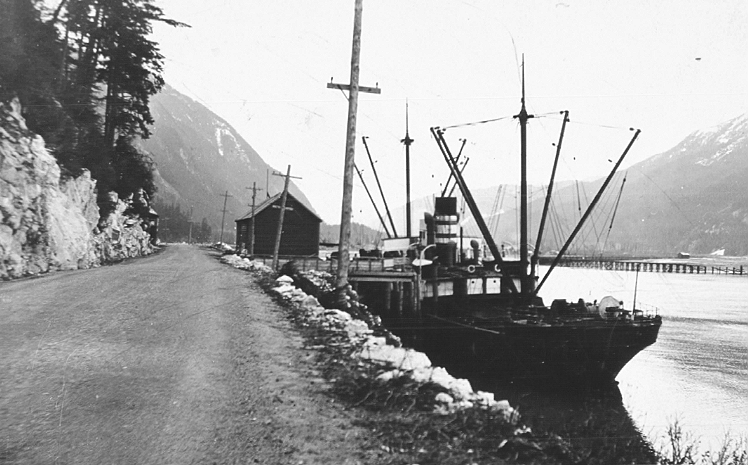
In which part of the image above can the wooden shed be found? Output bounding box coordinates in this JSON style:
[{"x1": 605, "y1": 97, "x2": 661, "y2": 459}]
[{"x1": 235, "y1": 192, "x2": 321, "y2": 256}]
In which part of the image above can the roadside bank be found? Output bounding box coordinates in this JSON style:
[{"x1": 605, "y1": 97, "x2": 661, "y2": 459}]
[{"x1": 220, "y1": 252, "x2": 595, "y2": 464}]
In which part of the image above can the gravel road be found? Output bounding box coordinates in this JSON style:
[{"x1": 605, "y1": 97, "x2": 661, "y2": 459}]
[{"x1": 0, "y1": 244, "x2": 376, "y2": 464}]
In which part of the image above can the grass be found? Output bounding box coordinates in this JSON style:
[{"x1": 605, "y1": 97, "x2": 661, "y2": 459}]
[{"x1": 657, "y1": 420, "x2": 748, "y2": 465}]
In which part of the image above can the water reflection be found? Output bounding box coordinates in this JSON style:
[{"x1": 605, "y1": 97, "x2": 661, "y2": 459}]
[{"x1": 425, "y1": 348, "x2": 659, "y2": 464}]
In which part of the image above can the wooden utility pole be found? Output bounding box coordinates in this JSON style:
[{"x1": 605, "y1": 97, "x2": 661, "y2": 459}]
[
  {"x1": 246, "y1": 182, "x2": 263, "y2": 255},
  {"x1": 401, "y1": 101, "x2": 414, "y2": 239},
  {"x1": 188, "y1": 205, "x2": 193, "y2": 243},
  {"x1": 328, "y1": 0, "x2": 380, "y2": 306},
  {"x1": 271, "y1": 165, "x2": 301, "y2": 270},
  {"x1": 218, "y1": 191, "x2": 232, "y2": 245}
]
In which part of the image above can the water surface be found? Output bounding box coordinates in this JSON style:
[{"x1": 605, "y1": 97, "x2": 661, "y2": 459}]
[{"x1": 539, "y1": 265, "x2": 748, "y2": 450}]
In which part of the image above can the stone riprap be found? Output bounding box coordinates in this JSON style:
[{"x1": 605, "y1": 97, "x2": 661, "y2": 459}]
[{"x1": 219, "y1": 253, "x2": 520, "y2": 421}]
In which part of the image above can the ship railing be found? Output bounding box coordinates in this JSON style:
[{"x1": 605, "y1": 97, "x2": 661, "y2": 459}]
[{"x1": 633, "y1": 302, "x2": 660, "y2": 319}]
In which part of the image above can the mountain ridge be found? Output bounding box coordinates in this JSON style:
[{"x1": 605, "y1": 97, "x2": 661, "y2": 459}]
[{"x1": 138, "y1": 85, "x2": 313, "y2": 238}]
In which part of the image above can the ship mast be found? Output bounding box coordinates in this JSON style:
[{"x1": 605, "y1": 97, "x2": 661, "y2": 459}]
[
  {"x1": 401, "y1": 101, "x2": 414, "y2": 239},
  {"x1": 514, "y1": 56, "x2": 534, "y2": 297}
]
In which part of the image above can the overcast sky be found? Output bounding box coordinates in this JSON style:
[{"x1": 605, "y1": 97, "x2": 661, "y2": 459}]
[{"x1": 151, "y1": 0, "x2": 748, "y2": 226}]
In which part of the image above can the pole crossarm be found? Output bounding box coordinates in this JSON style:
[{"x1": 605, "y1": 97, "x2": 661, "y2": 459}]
[
  {"x1": 327, "y1": 0, "x2": 381, "y2": 307},
  {"x1": 327, "y1": 82, "x2": 381, "y2": 94},
  {"x1": 273, "y1": 170, "x2": 302, "y2": 180}
]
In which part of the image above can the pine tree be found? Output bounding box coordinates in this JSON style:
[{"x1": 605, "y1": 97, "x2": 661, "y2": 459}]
[{"x1": 2, "y1": 0, "x2": 186, "y2": 216}]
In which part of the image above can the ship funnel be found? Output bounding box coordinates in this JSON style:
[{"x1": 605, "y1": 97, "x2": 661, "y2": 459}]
[{"x1": 434, "y1": 197, "x2": 458, "y2": 267}]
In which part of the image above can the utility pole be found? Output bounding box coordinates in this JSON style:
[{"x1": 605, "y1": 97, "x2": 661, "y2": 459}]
[
  {"x1": 271, "y1": 165, "x2": 301, "y2": 270},
  {"x1": 188, "y1": 205, "x2": 193, "y2": 243},
  {"x1": 327, "y1": 0, "x2": 380, "y2": 307},
  {"x1": 218, "y1": 191, "x2": 232, "y2": 245},
  {"x1": 246, "y1": 182, "x2": 263, "y2": 255},
  {"x1": 401, "y1": 101, "x2": 414, "y2": 239}
]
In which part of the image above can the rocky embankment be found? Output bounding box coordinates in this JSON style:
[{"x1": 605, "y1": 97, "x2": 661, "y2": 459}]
[{"x1": 0, "y1": 98, "x2": 154, "y2": 280}]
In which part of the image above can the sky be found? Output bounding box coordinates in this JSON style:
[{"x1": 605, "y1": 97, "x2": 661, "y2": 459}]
[{"x1": 150, "y1": 0, "x2": 748, "y2": 227}]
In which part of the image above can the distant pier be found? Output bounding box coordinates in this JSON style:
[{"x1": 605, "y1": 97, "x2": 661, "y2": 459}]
[
  {"x1": 249, "y1": 253, "x2": 748, "y2": 319},
  {"x1": 551, "y1": 257, "x2": 748, "y2": 276}
]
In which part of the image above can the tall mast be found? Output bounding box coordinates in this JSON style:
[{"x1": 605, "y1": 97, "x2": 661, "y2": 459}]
[
  {"x1": 362, "y1": 136, "x2": 398, "y2": 237},
  {"x1": 401, "y1": 101, "x2": 414, "y2": 239},
  {"x1": 535, "y1": 128, "x2": 641, "y2": 294},
  {"x1": 533, "y1": 110, "x2": 569, "y2": 264},
  {"x1": 514, "y1": 55, "x2": 534, "y2": 297},
  {"x1": 355, "y1": 163, "x2": 391, "y2": 238}
]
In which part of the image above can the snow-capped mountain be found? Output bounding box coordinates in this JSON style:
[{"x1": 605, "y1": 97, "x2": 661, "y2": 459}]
[
  {"x1": 608, "y1": 112, "x2": 748, "y2": 255},
  {"x1": 138, "y1": 85, "x2": 311, "y2": 236}
]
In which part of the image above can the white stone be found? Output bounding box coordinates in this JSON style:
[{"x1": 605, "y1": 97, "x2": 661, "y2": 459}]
[
  {"x1": 300, "y1": 295, "x2": 321, "y2": 309},
  {"x1": 275, "y1": 275, "x2": 294, "y2": 284}
]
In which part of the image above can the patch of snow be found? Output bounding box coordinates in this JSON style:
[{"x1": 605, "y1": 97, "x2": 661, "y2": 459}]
[{"x1": 215, "y1": 128, "x2": 224, "y2": 157}]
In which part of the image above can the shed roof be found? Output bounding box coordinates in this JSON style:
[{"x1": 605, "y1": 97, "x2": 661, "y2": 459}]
[{"x1": 235, "y1": 191, "x2": 322, "y2": 222}]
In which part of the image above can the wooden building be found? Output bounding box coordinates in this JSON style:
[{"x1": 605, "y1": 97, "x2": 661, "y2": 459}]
[{"x1": 235, "y1": 192, "x2": 321, "y2": 256}]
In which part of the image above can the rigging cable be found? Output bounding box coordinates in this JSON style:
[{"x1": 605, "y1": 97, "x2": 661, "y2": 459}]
[
  {"x1": 488, "y1": 185, "x2": 502, "y2": 235},
  {"x1": 601, "y1": 172, "x2": 628, "y2": 257},
  {"x1": 590, "y1": 173, "x2": 625, "y2": 254},
  {"x1": 440, "y1": 114, "x2": 514, "y2": 130}
]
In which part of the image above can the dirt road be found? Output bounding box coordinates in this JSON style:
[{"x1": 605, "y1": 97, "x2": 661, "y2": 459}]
[{"x1": 0, "y1": 244, "x2": 376, "y2": 464}]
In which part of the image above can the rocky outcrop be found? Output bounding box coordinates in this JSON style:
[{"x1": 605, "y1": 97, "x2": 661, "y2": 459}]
[
  {"x1": 93, "y1": 191, "x2": 155, "y2": 263},
  {"x1": 1, "y1": 98, "x2": 154, "y2": 280}
]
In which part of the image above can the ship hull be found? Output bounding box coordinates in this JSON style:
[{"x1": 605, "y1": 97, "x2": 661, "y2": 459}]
[{"x1": 414, "y1": 315, "x2": 661, "y2": 386}]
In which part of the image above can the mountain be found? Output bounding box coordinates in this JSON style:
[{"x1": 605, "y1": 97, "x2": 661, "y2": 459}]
[
  {"x1": 607, "y1": 113, "x2": 748, "y2": 255},
  {"x1": 137, "y1": 85, "x2": 312, "y2": 239},
  {"x1": 472, "y1": 113, "x2": 748, "y2": 256}
]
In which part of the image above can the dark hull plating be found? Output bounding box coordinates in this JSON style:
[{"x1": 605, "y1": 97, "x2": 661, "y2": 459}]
[
  {"x1": 419, "y1": 316, "x2": 660, "y2": 386},
  {"x1": 407, "y1": 292, "x2": 663, "y2": 386}
]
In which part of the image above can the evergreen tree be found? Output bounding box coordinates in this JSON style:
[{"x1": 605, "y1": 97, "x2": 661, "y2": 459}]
[
  {"x1": 1, "y1": 0, "x2": 186, "y2": 209},
  {"x1": 111, "y1": 136, "x2": 156, "y2": 198},
  {"x1": 0, "y1": 0, "x2": 67, "y2": 144},
  {"x1": 58, "y1": 0, "x2": 185, "y2": 200}
]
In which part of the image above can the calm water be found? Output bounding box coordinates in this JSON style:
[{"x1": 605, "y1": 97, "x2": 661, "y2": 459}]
[{"x1": 539, "y1": 265, "x2": 748, "y2": 450}]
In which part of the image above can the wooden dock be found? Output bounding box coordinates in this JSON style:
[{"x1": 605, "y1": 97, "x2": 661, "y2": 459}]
[
  {"x1": 250, "y1": 255, "x2": 411, "y2": 273},
  {"x1": 250, "y1": 255, "x2": 419, "y2": 314},
  {"x1": 554, "y1": 257, "x2": 748, "y2": 276}
]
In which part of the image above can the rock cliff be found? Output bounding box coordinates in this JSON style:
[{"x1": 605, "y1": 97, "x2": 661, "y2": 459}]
[{"x1": 1, "y1": 98, "x2": 154, "y2": 279}]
